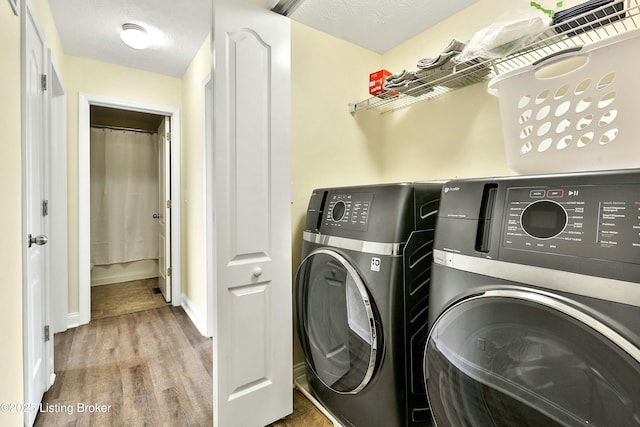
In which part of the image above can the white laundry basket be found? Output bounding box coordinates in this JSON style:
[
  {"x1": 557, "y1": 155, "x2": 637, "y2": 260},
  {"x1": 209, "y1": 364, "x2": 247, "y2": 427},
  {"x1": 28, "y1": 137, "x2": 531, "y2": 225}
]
[{"x1": 488, "y1": 28, "x2": 640, "y2": 174}]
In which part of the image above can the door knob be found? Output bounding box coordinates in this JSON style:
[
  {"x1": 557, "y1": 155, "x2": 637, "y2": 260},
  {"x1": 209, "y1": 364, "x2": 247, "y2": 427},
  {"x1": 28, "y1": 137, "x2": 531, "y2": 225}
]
[
  {"x1": 253, "y1": 267, "x2": 263, "y2": 277},
  {"x1": 153, "y1": 213, "x2": 160, "y2": 219},
  {"x1": 28, "y1": 234, "x2": 48, "y2": 248}
]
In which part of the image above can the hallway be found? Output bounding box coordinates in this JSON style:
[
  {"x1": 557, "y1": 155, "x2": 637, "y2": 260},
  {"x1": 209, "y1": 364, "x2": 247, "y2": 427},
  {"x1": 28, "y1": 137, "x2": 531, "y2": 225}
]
[{"x1": 35, "y1": 306, "x2": 213, "y2": 426}]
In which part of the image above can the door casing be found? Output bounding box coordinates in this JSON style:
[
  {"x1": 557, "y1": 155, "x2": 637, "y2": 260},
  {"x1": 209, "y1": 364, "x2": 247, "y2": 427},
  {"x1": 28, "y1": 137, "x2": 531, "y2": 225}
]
[
  {"x1": 49, "y1": 58, "x2": 68, "y2": 336},
  {"x1": 77, "y1": 93, "x2": 181, "y2": 325}
]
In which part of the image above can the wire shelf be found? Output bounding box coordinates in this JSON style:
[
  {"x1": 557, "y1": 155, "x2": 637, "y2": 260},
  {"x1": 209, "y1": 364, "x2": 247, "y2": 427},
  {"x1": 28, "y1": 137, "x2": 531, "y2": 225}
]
[{"x1": 349, "y1": 0, "x2": 640, "y2": 114}]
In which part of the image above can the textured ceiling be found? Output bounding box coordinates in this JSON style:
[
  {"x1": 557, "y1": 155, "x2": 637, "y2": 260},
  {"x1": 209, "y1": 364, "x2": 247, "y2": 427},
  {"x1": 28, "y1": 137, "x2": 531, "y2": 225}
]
[
  {"x1": 48, "y1": 0, "x2": 478, "y2": 78},
  {"x1": 290, "y1": 0, "x2": 479, "y2": 54},
  {"x1": 49, "y1": 0, "x2": 211, "y2": 78}
]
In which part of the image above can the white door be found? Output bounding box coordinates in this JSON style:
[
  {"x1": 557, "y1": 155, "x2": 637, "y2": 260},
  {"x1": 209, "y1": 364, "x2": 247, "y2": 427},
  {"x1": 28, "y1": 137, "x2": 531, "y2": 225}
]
[
  {"x1": 24, "y1": 4, "x2": 49, "y2": 427},
  {"x1": 212, "y1": 1, "x2": 292, "y2": 426},
  {"x1": 157, "y1": 116, "x2": 171, "y2": 302}
]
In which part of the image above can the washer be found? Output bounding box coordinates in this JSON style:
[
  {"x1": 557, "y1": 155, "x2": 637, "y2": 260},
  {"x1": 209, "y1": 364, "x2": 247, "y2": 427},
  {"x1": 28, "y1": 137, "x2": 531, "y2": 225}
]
[
  {"x1": 295, "y1": 182, "x2": 442, "y2": 427},
  {"x1": 424, "y1": 169, "x2": 640, "y2": 426}
]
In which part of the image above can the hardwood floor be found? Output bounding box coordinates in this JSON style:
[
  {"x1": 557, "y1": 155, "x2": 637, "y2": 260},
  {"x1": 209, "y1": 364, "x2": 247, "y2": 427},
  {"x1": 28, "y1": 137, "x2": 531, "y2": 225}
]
[
  {"x1": 35, "y1": 306, "x2": 213, "y2": 426},
  {"x1": 269, "y1": 390, "x2": 334, "y2": 427},
  {"x1": 35, "y1": 305, "x2": 331, "y2": 426},
  {"x1": 91, "y1": 277, "x2": 169, "y2": 320}
]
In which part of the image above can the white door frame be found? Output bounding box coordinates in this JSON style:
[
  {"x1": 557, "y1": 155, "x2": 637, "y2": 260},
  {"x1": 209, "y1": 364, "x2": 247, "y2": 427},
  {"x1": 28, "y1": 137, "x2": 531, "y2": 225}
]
[
  {"x1": 78, "y1": 93, "x2": 182, "y2": 325},
  {"x1": 203, "y1": 74, "x2": 214, "y2": 338},
  {"x1": 49, "y1": 57, "x2": 68, "y2": 335}
]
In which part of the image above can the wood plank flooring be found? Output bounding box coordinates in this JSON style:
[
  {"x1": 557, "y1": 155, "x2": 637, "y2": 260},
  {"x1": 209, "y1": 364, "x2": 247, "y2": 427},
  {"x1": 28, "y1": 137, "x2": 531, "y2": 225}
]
[
  {"x1": 270, "y1": 390, "x2": 334, "y2": 427},
  {"x1": 35, "y1": 306, "x2": 213, "y2": 426},
  {"x1": 91, "y1": 277, "x2": 169, "y2": 320},
  {"x1": 35, "y1": 303, "x2": 332, "y2": 426}
]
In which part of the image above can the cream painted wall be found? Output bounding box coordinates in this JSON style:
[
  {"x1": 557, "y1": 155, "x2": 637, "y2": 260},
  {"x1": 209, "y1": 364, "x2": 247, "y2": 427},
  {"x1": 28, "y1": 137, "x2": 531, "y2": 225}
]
[
  {"x1": 379, "y1": 82, "x2": 510, "y2": 182},
  {"x1": 291, "y1": 21, "x2": 385, "y2": 267},
  {"x1": 180, "y1": 35, "x2": 211, "y2": 316},
  {"x1": 0, "y1": 4, "x2": 24, "y2": 426},
  {"x1": 379, "y1": 0, "x2": 512, "y2": 182}
]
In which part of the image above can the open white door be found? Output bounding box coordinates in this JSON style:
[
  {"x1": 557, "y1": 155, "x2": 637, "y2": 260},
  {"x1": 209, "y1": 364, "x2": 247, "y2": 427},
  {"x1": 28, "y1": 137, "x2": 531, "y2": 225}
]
[
  {"x1": 212, "y1": 1, "x2": 292, "y2": 425},
  {"x1": 23, "y1": 3, "x2": 50, "y2": 426},
  {"x1": 157, "y1": 116, "x2": 171, "y2": 302}
]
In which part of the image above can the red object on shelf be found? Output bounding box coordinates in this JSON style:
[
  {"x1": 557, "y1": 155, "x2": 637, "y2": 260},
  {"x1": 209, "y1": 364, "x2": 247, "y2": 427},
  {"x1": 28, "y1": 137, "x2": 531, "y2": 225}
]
[{"x1": 369, "y1": 69, "x2": 392, "y2": 96}]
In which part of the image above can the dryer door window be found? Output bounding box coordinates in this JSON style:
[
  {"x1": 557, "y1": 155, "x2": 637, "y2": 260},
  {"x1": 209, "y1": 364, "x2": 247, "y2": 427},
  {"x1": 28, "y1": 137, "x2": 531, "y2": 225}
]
[
  {"x1": 296, "y1": 249, "x2": 379, "y2": 394},
  {"x1": 424, "y1": 290, "x2": 640, "y2": 427}
]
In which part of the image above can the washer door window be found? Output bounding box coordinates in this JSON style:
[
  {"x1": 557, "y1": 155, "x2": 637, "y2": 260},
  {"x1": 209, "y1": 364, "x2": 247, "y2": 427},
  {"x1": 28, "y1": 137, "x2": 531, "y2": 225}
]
[
  {"x1": 296, "y1": 249, "x2": 379, "y2": 394},
  {"x1": 424, "y1": 290, "x2": 640, "y2": 427}
]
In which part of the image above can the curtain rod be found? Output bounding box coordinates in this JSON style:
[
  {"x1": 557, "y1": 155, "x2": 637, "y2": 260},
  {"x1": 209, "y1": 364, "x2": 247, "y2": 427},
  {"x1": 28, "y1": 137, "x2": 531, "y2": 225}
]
[{"x1": 90, "y1": 124, "x2": 157, "y2": 134}]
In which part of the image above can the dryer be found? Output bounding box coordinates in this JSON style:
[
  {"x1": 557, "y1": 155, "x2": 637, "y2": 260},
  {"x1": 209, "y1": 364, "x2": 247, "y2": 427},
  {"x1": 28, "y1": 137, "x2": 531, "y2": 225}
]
[
  {"x1": 424, "y1": 169, "x2": 640, "y2": 426},
  {"x1": 295, "y1": 182, "x2": 442, "y2": 427}
]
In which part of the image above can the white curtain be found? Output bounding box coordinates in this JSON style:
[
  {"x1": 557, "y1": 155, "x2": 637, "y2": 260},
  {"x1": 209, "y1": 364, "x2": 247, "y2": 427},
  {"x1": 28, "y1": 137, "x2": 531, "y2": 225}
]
[{"x1": 90, "y1": 127, "x2": 159, "y2": 266}]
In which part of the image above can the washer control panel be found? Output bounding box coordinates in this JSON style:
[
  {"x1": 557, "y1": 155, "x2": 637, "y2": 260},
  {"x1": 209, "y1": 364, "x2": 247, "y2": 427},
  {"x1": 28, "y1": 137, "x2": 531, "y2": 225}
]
[
  {"x1": 325, "y1": 192, "x2": 373, "y2": 231},
  {"x1": 503, "y1": 184, "x2": 640, "y2": 263}
]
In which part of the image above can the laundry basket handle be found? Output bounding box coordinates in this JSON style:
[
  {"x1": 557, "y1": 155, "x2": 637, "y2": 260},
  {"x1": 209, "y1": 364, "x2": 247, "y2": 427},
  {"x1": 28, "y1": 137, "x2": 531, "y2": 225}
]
[{"x1": 532, "y1": 46, "x2": 584, "y2": 67}]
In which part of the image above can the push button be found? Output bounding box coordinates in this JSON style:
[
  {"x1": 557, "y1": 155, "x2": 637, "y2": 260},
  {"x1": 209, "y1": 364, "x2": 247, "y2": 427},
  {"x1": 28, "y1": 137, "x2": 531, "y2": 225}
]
[
  {"x1": 529, "y1": 190, "x2": 546, "y2": 198},
  {"x1": 547, "y1": 189, "x2": 564, "y2": 198}
]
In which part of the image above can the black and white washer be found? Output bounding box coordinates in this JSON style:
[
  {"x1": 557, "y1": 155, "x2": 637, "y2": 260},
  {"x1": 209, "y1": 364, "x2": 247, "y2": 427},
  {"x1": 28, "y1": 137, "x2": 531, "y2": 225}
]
[
  {"x1": 296, "y1": 182, "x2": 442, "y2": 427},
  {"x1": 425, "y1": 169, "x2": 640, "y2": 426}
]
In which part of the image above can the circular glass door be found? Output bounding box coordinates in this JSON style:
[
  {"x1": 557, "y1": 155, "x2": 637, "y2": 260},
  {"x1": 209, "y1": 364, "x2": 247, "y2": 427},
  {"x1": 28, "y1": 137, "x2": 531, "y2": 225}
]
[
  {"x1": 295, "y1": 248, "x2": 380, "y2": 394},
  {"x1": 424, "y1": 290, "x2": 640, "y2": 427}
]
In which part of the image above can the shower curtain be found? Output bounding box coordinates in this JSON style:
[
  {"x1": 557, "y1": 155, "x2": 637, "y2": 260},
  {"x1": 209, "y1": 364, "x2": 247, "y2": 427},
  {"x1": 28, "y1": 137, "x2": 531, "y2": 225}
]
[{"x1": 90, "y1": 127, "x2": 159, "y2": 266}]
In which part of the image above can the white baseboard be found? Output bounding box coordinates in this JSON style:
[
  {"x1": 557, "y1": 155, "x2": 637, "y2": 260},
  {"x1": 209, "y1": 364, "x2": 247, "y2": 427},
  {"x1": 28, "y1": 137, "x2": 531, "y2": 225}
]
[
  {"x1": 91, "y1": 272, "x2": 158, "y2": 287},
  {"x1": 67, "y1": 312, "x2": 80, "y2": 329},
  {"x1": 90, "y1": 259, "x2": 159, "y2": 286},
  {"x1": 181, "y1": 293, "x2": 209, "y2": 337}
]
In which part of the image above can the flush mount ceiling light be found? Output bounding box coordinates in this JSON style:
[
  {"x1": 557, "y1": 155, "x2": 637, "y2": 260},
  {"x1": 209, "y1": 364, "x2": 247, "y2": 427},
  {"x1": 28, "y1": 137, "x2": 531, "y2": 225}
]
[{"x1": 120, "y1": 23, "x2": 150, "y2": 49}]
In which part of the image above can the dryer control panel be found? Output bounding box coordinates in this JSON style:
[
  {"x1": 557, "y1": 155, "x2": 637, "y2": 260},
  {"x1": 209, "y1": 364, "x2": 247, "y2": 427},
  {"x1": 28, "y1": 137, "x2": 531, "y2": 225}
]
[
  {"x1": 503, "y1": 184, "x2": 640, "y2": 264},
  {"x1": 324, "y1": 192, "x2": 373, "y2": 231}
]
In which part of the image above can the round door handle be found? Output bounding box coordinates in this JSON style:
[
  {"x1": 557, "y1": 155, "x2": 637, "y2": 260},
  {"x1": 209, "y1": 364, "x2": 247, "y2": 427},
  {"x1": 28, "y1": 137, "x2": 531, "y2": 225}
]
[
  {"x1": 28, "y1": 234, "x2": 48, "y2": 248},
  {"x1": 253, "y1": 267, "x2": 263, "y2": 277},
  {"x1": 153, "y1": 213, "x2": 160, "y2": 219}
]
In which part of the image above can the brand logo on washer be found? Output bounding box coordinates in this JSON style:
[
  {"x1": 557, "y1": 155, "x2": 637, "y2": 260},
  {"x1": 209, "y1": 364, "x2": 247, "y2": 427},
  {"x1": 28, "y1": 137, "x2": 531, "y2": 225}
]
[
  {"x1": 371, "y1": 257, "x2": 381, "y2": 272},
  {"x1": 444, "y1": 186, "x2": 460, "y2": 193}
]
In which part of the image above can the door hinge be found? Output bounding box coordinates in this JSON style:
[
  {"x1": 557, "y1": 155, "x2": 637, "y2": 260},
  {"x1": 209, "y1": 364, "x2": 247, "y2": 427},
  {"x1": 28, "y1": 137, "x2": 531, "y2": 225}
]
[
  {"x1": 42, "y1": 200, "x2": 49, "y2": 217},
  {"x1": 41, "y1": 74, "x2": 48, "y2": 91},
  {"x1": 167, "y1": 267, "x2": 172, "y2": 277},
  {"x1": 166, "y1": 132, "x2": 171, "y2": 142},
  {"x1": 44, "y1": 325, "x2": 50, "y2": 342},
  {"x1": 167, "y1": 199, "x2": 172, "y2": 209}
]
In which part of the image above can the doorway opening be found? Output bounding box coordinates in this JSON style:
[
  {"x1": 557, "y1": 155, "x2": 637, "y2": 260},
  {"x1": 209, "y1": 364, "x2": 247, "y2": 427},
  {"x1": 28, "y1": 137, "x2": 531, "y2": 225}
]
[
  {"x1": 89, "y1": 106, "x2": 171, "y2": 319},
  {"x1": 78, "y1": 93, "x2": 181, "y2": 325}
]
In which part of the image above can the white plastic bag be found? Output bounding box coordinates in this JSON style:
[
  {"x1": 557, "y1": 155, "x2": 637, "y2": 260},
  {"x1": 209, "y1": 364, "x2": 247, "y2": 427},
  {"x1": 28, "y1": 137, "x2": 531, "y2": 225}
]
[{"x1": 456, "y1": 10, "x2": 552, "y2": 61}]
